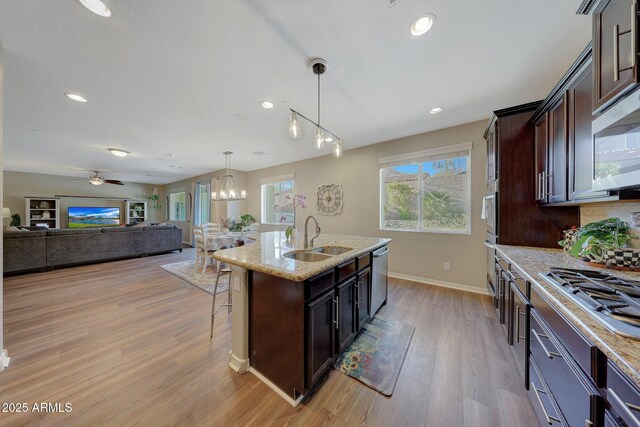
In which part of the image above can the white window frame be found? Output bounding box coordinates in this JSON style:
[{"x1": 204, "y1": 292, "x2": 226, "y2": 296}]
[
  {"x1": 260, "y1": 174, "x2": 295, "y2": 226},
  {"x1": 169, "y1": 190, "x2": 186, "y2": 221},
  {"x1": 379, "y1": 142, "x2": 472, "y2": 234}
]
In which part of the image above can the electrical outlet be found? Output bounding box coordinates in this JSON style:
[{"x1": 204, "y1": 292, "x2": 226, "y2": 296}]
[{"x1": 444, "y1": 262, "x2": 450, "y2": 271}]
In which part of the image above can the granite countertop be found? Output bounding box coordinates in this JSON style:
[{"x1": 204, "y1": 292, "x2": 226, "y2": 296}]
[
  {"x1": 213, "y1": 232, "x2": 391, "y2": 282},
  {"x1": 495, "y1": 244, "x2": 640, "y2": 388}
]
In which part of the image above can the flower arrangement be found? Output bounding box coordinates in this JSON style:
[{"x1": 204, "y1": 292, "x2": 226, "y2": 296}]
[
  {"x1": 221, "y1": 214, "x2": 256, "y2": 232},
  {"x1": 285, "y1": 193, "x2": 306, "y2": 240}
]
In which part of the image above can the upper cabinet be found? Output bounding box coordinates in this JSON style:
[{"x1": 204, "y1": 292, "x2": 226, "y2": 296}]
[
  {"x1": 592, "y1": 0, "x2": 639, "y2": 111},
  {"x1": 548, "y1": 95, "x2": 569, "y2": 203},
  {"x1": 486, "y1": 121, "x2": 498, "y2": 183},
  {"x1": 534, "y1": 114, "x2": 549, "y2": 203},
  {"x1": 532, "y1": 46, "x2": 595, "y2": 205}
]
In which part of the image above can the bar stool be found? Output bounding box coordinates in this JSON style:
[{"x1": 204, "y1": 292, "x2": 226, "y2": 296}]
[{"x1": 210, "y1": 243, "x2": 234, "y2": 339}]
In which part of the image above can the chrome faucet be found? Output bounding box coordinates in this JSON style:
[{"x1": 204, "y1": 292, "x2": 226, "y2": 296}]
[{"x1": 304, "y1": 215, "x2": 321, "y2": 250}]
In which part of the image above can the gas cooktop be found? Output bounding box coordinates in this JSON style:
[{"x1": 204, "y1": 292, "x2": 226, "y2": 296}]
[{"x1": 539, "y1": 267, "x2": 640, "y2": 341}]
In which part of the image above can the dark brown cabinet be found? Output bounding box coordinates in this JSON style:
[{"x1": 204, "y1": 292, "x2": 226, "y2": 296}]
[
  {"x1": 569, "y1": 61, "x2": 600, "y2": 199},
  {"x1": 485, "y1": 103, "x2": 579, "y2": 248},
  {"x1": 487, "y1": 121, "x2": 498, "y2": 182},
  {"x1": 336, "y1": 277, "x2": 357, "y2": 351},
  {"x1": 306, "y1": 289, "x2": 336, "y2": 386},
  {"x1": 250, "y1": 249, "x2": 381, "y2": 399},
  {"x1": 548, "y1": 96, "x2": 569, "y2": 203},
  {"x1": 534, "y1": 113, "x2": 549, "y2": 203},
  {"x1": 592, "y1": 0, "x2": 640, "y2": 112},
  {"x1": 509, "y1": 279, "x2": 531, "y2": 389},
  {"x1": 356, "y1": 268, "x2": 371, "y2": 329}
]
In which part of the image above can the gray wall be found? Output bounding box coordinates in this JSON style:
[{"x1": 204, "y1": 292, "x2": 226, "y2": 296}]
[
  {"x1": 3, "y1": 171, "x2": 162, "y2": 227},
  {"x1": 246, "y1": 120, "x2": 488, "y2": 293}
]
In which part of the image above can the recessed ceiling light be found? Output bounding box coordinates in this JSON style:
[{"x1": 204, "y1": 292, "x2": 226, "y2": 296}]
[
  {"x1": 325, "y1": 136, "x2": 334, "y2": 143},
  {"x1": 260, "y1": 101, "x2": 274, "y2": 109},
  {"x1": 77, "y1": 0, "x2": 112, "y2": 17},
  {"x1": 64, "y1": 93, "x2": 87, "y2": 103},
  {"x1": 430, "y1": 106, "x2": 444, "y2": 115},
  {"x1": 253, "y1": 151, "x2": 266, "y2": 155},
  {"x1": 410, "y1": 14, "x2": 436, "y2": 36},
  {"x1": 108, "y1": 148, "x2": 129, "y2": 157}
]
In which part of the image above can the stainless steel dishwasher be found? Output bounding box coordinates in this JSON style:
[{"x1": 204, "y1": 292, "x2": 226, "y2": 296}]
[{"x1": 371, "y1": 245, "x2": 389, "y2": 315}]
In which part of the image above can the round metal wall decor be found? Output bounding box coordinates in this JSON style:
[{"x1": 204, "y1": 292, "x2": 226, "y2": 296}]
[{"x1": 317, "y1": 184, "x2": 343, "y2": 216}]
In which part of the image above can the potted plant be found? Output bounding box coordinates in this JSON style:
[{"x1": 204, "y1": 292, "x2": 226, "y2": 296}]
[
  {"x1": 285, "y1": 193, "x2": 306, "y2": 240},
  {"x1": 562, "y1": 218, "x2": 638, "y2": 268}
]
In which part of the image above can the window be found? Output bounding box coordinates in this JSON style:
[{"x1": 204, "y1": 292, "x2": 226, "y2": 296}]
[
  {"x1": 169, "y1": 191, "x2": 186, "y2": 221},
  {"x1": 380, "y1": 142, "x2": 472, "y2": 234},
  {"x1": 194, "y1": 182, "x2": 210, "y2": 225},
  {"x1": 261, "y1": 174, "x2": 295, "y2": 225}
]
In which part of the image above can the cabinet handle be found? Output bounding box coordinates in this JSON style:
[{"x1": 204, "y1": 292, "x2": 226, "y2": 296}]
[
  {"x1": 333, "y1": 297, "x2": 339, "y2": 330},
  {"x1": 608, "y1": 387, "x2": 640, "y2": 426},
  {"x1": 537, "y1": 172, "x2": 543, "y2": 200},
  {"x1": 614, "y1": 8, "x2": 636, "y2": 83},
  {"x1": 585, "y1": 420, "x2": 593, "y2": 427},
  {"x1": 532, "y1": 328, "x2": 562, "y2": 358},
  {"x1": 531, "y1": 382, "x2": 562, "y2": 424},
  {"x1": 355, "y1": 281, "x2": 359, "y2": 308},
  {"x1": 516, "y1": 306, "x2": 520, "y2": 343},
  {"x1": 546, "y1": 173, "x2": 553, "y2": 196}
]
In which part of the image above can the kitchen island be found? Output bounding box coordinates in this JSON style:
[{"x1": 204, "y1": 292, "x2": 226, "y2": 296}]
[{"x1": 213, "y1": 231, "x2": 391, "y2": 405}]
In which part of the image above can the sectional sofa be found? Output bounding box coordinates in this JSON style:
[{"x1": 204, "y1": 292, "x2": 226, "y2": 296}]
[{"x1": 3, "y1": 225, "x2": 182, "y2": 275}]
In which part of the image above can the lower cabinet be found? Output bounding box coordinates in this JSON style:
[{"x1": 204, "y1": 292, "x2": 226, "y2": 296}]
[
  {"x1": 509, "y1": 281, "x2": 530, "y2": 389},
  {"x1": 306, "y1": 289, "x2": 337, "y2": 386},
  {"x1": 357, "y1": 268, "x2": 371, "y2": 329},
  {"x1": 337, "y1": 277, "x2": 357, "y2": 351},
  {"x1": 249, "y1": 249, "x2": 381, "y2": 399}
]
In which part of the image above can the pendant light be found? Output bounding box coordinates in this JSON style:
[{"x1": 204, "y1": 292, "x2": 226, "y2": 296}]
[
  {"x1": 211, "y1": 151, "x2": 246, "y2": 201},
  {"x1": 288, "y1": 58, "x2": 344, "y2": 157}
]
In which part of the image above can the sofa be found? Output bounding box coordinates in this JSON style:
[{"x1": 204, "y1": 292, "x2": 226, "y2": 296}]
[{"x1": 3, "y1": 225, "x2": 182, "y2": 275}]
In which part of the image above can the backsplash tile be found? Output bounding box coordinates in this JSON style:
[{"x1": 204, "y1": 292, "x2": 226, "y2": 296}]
[
  {"x1": 580, "y1": 202, "x2": 640, "y2": 248},
  {"x1": 580, "y1": 202, "x2": 640, "y2": 226}
]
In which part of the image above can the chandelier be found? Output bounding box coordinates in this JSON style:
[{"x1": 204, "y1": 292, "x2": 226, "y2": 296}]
[
  {"x1": 288, "y1": 58, "x2": 344, "y2": 158},
  {"x1": 212, "y1": 151, "x2": 246, "y2": 201}
]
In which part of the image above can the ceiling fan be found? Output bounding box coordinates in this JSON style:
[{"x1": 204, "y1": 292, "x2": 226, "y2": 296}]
[{"x1": 88, "y1": 171, "x2": 124, "y2": 186}]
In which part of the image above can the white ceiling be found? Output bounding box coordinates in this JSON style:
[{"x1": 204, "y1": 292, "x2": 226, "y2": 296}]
[{"x1": 0, "y1": 0, "x2": 591, "y2": 185}]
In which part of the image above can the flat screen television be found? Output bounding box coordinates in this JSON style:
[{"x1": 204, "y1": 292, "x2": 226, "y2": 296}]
[{"x1": 68, "y1": 207, "x2": 121, "y2": 228}]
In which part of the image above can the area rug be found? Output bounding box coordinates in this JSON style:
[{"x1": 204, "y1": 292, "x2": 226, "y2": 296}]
[
  {"x1": 160, "y1": 260, "x2": 229, "y2": 295},
  {"x1": 334, "y1": 314, "x2": 415, "y2": 396}
]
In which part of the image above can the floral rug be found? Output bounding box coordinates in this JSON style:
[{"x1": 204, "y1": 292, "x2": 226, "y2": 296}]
[
  {"x1": 160, "y1": 260, "x2": 229, "y2": 295},
  {"x1": 335, "y1": 314, "x2": 415, "y2": 396}
]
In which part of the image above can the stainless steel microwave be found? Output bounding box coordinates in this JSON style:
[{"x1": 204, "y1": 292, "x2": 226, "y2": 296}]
[{"x1": 592, "y1": 87, "x2": 640, "y2": 191}]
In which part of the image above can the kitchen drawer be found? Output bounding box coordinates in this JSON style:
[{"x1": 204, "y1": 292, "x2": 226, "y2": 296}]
[
  {"x1": 335, "y1": 259, "x2": 356, "y2": 284},
  {"x1": 357, "y1": 252, "x2": 370, "y2": 271},
  {"x1": 606, "y1": 361, "x2": 640, "y2": 427},
  {"x1": 530, "y1": 310, "x2": 603, "y2": 427},
  {"x1": 530, "y1": 285, "x2": 595, "y2": 378},
  {"x1": 530, "y1": 357, "x2": 565, "y2": 426},
  {"x1": 505, "y1": 267, "x2": 529, "y2": 300},
  {"x1": 306, "y1": 269, "x2": 335, "y2": 301}
]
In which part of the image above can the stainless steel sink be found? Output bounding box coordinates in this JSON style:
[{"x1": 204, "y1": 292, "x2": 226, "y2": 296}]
[
  {"x1": 311, "y1": 246, "x2": 353, "y2": 255},
  {"x1": 283, "y1": 251, "x2": 333, "y2": 262}
]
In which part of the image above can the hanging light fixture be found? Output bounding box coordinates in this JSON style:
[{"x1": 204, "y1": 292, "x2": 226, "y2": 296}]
[
  {"x1": 288, "y1": 58, "x2": 344, "y2": 157},
  {"x1": 211, "y1": 151, "x2": 246, "y2": 201}
]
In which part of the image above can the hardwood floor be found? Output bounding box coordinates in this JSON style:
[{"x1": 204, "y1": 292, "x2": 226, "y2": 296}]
[{"x1": 0, "y1": 249, "x2": 537, "y2": 426}]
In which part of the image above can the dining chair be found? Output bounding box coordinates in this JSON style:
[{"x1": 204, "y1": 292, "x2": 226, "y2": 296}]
[
  {"x1": 193, "y1": 225, "x2": 216, "y2": 274},
  {"x1": 203, "y1": 222, "x2": 221, "y2": 232}
]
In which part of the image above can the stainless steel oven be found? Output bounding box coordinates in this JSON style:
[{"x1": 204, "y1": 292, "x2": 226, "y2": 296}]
[
  {"x1": 484, "y1": 181, "x2": 498, "y2": 297},
  {"x1": 592, "y1": 87, "x2": 640, "y2": 191}
]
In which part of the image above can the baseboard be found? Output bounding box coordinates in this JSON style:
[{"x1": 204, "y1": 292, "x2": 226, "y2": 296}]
[
  {"x1": 249, "y1": 367, "x2": 304, "y2": 407},
  {"x1": 0, "y1": 350, "x2": 10, "y2": 371},
  {"x1": 228, "y1": 350, "x2": 249, "y2": 374},
  {"x1": 388, "y1": 272, "x2": 489, "y2": 296}
]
